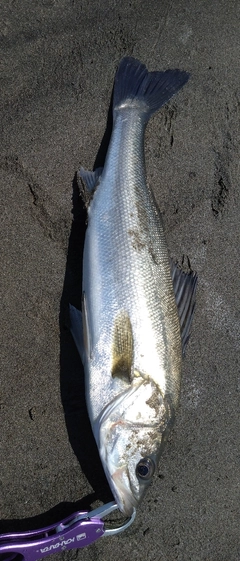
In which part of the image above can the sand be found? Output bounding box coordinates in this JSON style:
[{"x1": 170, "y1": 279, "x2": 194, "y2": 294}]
[{"x1": 1, "y1": 1, "x2": 239, "y2": 560}]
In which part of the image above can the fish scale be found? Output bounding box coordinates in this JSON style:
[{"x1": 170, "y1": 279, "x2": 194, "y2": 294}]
[
  {"x1": 70, "y1": 57, "x2": 197, "y2": 516},
  {"x1": 86, "y1": 109, "x2": 181, "y2": 400}
]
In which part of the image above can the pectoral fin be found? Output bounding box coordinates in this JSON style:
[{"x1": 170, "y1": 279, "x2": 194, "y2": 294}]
[
  {"x1": 171, "y1": 260, "x2": 198, "y2": 355},
  {"x1": 111, "y1": 311, "x2": 134, "y2": 383}
]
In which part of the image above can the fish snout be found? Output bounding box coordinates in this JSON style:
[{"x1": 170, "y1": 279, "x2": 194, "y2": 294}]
[{"x1": 111, "y1": 465, "x2": 139, "y2": 516}]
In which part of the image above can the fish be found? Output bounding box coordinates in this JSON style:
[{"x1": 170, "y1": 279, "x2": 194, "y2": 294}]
[{"x1": 70, "y1": 57, "x2": 197, "y2": 516}]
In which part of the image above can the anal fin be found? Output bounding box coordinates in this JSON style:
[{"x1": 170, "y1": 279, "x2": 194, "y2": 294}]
[{"x1": 77, "y1": 166, "x2": 103, "y2": 206}]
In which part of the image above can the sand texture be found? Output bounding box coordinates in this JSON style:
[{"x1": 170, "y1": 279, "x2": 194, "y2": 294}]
[{"x1": 1, "y1": 1, "x2": 239, "y2": 560}]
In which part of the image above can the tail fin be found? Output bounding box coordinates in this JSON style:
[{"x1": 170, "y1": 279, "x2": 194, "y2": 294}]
[{"x1": 113, "y1": 57, "x2": 189, "y2": 120}]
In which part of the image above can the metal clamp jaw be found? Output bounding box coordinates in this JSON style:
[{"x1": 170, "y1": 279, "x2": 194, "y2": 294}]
[{"x1": 0, "y1": 502, "x2": 136, "y2": 561}]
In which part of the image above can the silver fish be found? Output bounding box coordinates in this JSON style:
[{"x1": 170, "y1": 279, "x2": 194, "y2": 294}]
[{"x1": 70, "y1": 57, "x2": 197, "y2": 516}]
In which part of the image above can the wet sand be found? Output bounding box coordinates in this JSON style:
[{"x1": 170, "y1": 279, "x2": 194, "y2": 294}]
[{"x1": 1, "y1": 1, "x2": 239, "y2": 560}]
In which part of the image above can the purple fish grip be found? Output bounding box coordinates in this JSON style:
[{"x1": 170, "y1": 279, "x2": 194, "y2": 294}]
[{"x1": 0, "y1": 518, "x2": 105, "y2": 561}]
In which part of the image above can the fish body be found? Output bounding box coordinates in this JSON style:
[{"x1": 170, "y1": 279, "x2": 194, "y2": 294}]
[{"x1": 70, "y1": 58, "x2": 197, "y2": 516}]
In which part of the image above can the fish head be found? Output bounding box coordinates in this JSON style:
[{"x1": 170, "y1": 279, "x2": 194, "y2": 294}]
[{"x1": 97, "y1": 377, "x2": 172, "y2": 516}]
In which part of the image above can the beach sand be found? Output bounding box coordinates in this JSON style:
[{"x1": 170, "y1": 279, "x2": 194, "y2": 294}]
[{"x1": 1, "y1": 1, "x2": 239, "y2": 560}]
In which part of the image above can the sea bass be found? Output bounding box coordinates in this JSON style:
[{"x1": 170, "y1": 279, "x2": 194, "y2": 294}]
[{"x1": 70, "y1": 57, "x2": 197, "y2": 516}]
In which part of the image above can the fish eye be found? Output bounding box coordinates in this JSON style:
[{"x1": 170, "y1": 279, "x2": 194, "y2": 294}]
[{"x1": 136, "y1": 457, "x2": 155, "y2": 480}]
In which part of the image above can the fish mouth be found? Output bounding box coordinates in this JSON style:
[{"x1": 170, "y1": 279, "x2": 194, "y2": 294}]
[{"x1": 108, "y1": 465, "x2": 139, "y2": 516}]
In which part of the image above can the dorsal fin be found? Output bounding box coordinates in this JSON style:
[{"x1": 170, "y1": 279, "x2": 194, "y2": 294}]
[
  {"x1": 111, "y1": 311, "x2": 134, "y2": 383},
  {"x1": 171, "y1": 260, "x2": 198, "y2": 355}
]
